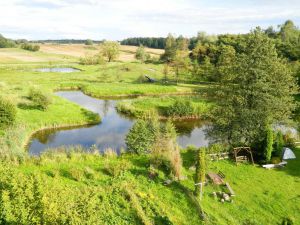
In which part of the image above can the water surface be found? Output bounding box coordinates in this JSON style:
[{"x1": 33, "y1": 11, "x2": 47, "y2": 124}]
[
  {"x1": 28, "y1": 91, "x2": 210, "y2": 155},
  {"x1": 35, "y1": 68, "x2": 80, "y2": 73}
]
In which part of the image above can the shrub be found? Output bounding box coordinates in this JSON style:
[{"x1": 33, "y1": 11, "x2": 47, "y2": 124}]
[
  {"x1": 194, "y1": 147, "x2": 206, "y2": 198},
  {"x1": 84, "y1": 167, "x2": 96, "y2": 179},
  {"x1": 28, "y1": 87, "x2": 52, "y2": 110},
  {"x1": 79, "y1": 54, "x2": 105, "y2": 65},
  {"x1": 104, "y1": 159, "x2": 131, "y2": 177},
  {"x1": 166, "y1": 99, "x2": 194, "y2": 117},
  {"x1": 0, "y1": 97, "x2": 17, "y2": 129},
  {"x1": 264, "y1": 127, "x2": 273, "y2": 162},
  {"x1": 274, "y1": 131, "x2": 284, "y2": 156},
  {"x1": 125, "y1": 119, "x2": 156, "y2": 154},
  {"x1": 69, "y1": 168, "x2": 84, "y2": 181},
  {"x1": 21, "y1": 43, "x2": 40, "y2": 51}
]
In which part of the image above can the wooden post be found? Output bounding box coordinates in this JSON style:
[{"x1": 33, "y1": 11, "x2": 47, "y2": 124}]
[{"x1": 195, "y1": 182, "x2": 204, "y2": 201}]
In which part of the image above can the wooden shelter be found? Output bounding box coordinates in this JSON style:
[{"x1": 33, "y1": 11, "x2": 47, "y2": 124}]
[{"x1": 233, "y1": 147, "x2": 254, "y2": 165}]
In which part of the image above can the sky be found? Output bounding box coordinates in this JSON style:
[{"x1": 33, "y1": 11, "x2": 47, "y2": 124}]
[{"x1": 0, "y1": 0, "x2": 299, "y2": 40}]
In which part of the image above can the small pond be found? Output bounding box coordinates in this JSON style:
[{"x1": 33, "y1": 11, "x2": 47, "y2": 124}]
[
  {"x1": 28, "y1": 91, "x2": 211, "y2": 155},
  {"x1": 35, "y1": 68, "x2": 80, "y2": 73}
]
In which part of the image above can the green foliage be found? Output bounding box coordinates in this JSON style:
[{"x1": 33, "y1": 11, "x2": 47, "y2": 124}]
[
  {"x1": 85, "y1": 39, "x2": 93, "y2": 45},
  {"x1": 104, "y1": 159, "x2": 132, "y2": 177},
  {"x1": 125, "y1": 119, "x2": 156, "y2": 154},
  {"x1": 209, "y1": 28, "x2": 297, "y2": 151},
  {"x1": 0, "y1": 34, "x2": 16, "y2": 48},
  {"x1": 135, "y1": 45, "x2": 150, "y2": 63},
  {"x1": 100, "y1": 41, "x2": 120, "y2": 62},
  {"x1": 265, "y1": 127, "x2": 274, "y2": 162},
  {"x1": 194, "y1": 147, "x2": 206, "y2": 198},
  {"x1": 21, "y1": 43, "x2": 40, "y2": 51},
  {"x1": 0, "y1": 97, "x2": 17, "y2": 129},
  {"x1": 79, "y1": 54, "x2": 105, "y2": 65},
  {"x1": 274, "y1": 131, "x2": 285, "y2": 157},
  {"x1": 28, "y1": 87, "x2": 52, "y2": 110},
  {"x1": 166, "y1": 99, "x2": 194, "y2": 117}
]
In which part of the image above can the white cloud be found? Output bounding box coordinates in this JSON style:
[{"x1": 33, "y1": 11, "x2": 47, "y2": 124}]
[{"x1": 0, "y1": 0, "x2": 299, "y2": 40}]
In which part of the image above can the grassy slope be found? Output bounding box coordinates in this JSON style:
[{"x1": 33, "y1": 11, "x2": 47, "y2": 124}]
[{"x1": 11, "y1": 147, "x2": 300, "y2": 224}]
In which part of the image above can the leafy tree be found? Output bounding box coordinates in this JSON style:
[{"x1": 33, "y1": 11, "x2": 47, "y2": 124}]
[
  {"x1": 209, "y1": 28, "x2": 297, "y2": 151},
  {"x1": 85, "y1": 39, "x2": 93, "y2": 45},
  {"x1": 194, "y1": 147, "x2": 206, "y2": 198},
  {"x1": 100, "y1": 41, "x2": 120, "y2": 62},
  {"x1": 172, "y1": 50, "x2": 190, "y2": 83},
  {"x1": 0, "y1": 34, "x2": 16, "y2": 48},
  {"x1": 163, "y1": 63, "x2": 169, "y2": 82},
  {"x1": 135, "y1": 45, "x2": 150, "y2": 63},
  {"x1": 215, "y1": 45, "x2": 236, "y2": 82},
  {"x1": 161, "y1": 34, "x2": 177, "y2": 62},
  {"x1": 21, "y1": 43, "x2": 40, "y2": 52}
]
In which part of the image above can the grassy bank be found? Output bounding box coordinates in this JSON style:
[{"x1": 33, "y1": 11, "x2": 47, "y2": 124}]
[{"x1": 117, "y1": 96, "x2": 212, "y2": 119}]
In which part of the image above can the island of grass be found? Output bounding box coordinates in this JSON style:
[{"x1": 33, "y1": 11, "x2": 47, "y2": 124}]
[{"x1": 117, "y1": 96, "x2": 213, "y2": 119}]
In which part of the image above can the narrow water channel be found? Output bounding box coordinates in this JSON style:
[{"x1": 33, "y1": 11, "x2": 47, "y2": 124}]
[{"x1": 28, "y1": 91, "x2": 210, "y2": 155}]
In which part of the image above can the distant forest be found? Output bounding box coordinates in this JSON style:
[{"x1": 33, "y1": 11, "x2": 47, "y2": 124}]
[{"x1": 33, "y1": 39, "x2": 103, "y2": 44}]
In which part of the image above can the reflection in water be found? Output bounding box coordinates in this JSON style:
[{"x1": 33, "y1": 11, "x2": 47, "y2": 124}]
[
  {"x1": 35, "y1": 68, "x2": 80, "y2": 73},
  {"x1": 28, "y1": 91, "x2": 211, "y2": 155}
]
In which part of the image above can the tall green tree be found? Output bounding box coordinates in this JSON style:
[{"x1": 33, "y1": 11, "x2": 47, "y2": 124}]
[
  {"x1": 209, "y1": 28, "x2": 297, "y2": 150},
  {"x1": 100, "y1": 41, "x2": 120, "y2": 62}
]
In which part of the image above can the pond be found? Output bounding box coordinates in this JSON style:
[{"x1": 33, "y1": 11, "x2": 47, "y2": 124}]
[
  {"x1": 28, "y1": 91, "x2": 211, "y2": 155},
  {"x1": 35, "y1": 68, "x2": 80, "y2": 73}
]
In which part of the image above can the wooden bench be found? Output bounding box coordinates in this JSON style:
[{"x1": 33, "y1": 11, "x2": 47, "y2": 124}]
[
  {"x1": 225, "y1": 182, "x2": 235, "y2": 197},
  {"x1": 207, "y1": 172, "x2": 224, "y2": 185}
]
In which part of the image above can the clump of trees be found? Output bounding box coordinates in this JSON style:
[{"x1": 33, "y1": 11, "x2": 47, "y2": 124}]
[
  {"x1": 0, "y1": 97, "x2": 16, "y2": 129},
  {"x1": 28, "y1": 87, "x2": 52, "y2": 110},
  {"x1": 21, "y1": 43, "x2": 40, "y2": 52},
  {"x1": 100, "y1": 41, "x2": 120, "y2": 62}
]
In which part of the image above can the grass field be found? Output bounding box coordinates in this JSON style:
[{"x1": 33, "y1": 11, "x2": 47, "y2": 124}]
[{"x1": 0, "y1": 44, "x2": 299, "y2": 224}]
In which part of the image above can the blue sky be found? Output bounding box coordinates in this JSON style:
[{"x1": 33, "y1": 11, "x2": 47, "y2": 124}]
[{"x1": 0, "y1": 0, "x2": 299, "y2": 40}]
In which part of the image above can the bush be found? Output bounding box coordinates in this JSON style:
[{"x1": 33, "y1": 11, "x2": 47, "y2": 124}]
[
  {"x1": 79, "y1": 54, "x2": 105, "y2": 65},
  {"x1": 125, "y1": 119, "x2": 156, "y2": 154},
  {"x1": 166, "y1": 99, "x2": 194, "y2": 117},
  {"x1": 264, "y1": 127, "x2": 273, "y2": 162},
  {"x1": 274, "y1": 131, "x2": 284, "y2": 156},
  {"x1": 21, "y1": 43, "x2": 40, "y2": 51},
  {"x1": 0, "y1": 97, "x2": 17, "y2": 129},
  {"x1": 28, "y1": 87, "x2": 52, "y2": 110},
  {"x1": 104, "y1": 159, "x2": 131, "y2": 177}
]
